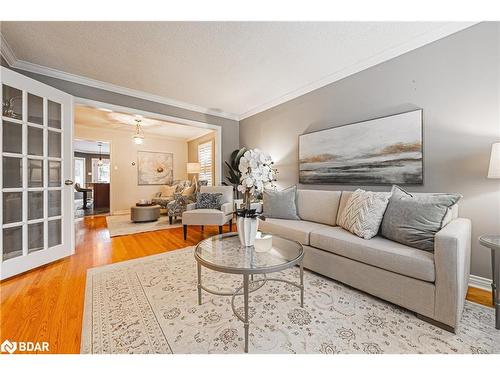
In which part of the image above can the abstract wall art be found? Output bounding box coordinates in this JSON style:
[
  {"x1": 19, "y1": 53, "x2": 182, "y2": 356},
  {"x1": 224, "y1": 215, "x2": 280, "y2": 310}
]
[{"x1": 299, "y1": 109, "x2": 423, "y2": 185}]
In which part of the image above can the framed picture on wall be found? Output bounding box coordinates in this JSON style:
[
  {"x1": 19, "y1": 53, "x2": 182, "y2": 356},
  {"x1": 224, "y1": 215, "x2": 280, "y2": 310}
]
[
  {"x1": 299, "y1": 109, "x2": 423, "y2": 185},
  {"x1": 137, "y1": 151, "x2": 174, "y2": 185}
]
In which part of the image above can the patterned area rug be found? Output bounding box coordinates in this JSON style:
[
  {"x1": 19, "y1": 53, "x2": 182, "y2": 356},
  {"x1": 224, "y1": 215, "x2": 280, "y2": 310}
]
[
  {"x1": 105, "y1": 214, "x2": 182, "y2": 237},
  {"x1": 81, "y1": 247, "x2": 500, "y2": 354}
]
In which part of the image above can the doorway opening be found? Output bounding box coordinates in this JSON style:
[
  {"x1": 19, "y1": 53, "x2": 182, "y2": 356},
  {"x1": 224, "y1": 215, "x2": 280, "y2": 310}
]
[{"x1": 73, "y1": 139, "x2": 111, "y2": 218}]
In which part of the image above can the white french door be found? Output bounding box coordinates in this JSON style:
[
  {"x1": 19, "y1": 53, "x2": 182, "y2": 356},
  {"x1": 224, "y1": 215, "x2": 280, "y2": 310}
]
[{"x1": 1, "y1": 67, "x2": 74, "y2": 280}]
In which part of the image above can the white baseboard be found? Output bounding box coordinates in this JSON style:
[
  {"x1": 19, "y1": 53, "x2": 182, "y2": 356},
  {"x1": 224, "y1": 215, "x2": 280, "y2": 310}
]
[{"x1": 469, "y1": 275, "x2": 492, "y2": 291}]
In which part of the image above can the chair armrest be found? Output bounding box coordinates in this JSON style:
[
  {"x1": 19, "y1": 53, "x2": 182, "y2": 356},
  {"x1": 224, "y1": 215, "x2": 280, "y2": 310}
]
[
  {"x1": 433, "y1": 218, "x2": 471, "y2": 329},
  {"x1": 221, "y1": 202, "x2": 234, "y2": 216},
  {"x1": 186, "y1": 203, "x2": 197, "y2": 211}
]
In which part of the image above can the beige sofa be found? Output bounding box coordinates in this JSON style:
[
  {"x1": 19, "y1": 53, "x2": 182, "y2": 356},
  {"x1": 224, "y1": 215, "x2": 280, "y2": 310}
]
[{"x1": 258, "y1": 189, "x2": 471, "y2": 332}]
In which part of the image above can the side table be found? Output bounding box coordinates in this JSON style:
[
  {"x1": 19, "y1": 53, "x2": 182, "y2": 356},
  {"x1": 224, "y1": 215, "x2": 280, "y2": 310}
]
[{"x1": 479, "y1": 235, "x2": 500, "y2": 329}]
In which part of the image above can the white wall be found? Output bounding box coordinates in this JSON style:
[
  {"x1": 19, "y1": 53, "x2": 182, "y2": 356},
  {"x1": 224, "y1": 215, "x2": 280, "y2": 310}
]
[{"x1": 75, "y1": 125, "x2": 188, "y2": 214}]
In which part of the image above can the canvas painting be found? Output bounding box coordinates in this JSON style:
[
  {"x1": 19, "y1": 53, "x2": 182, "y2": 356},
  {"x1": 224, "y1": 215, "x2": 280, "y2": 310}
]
[
  {"x1": 299, "y1": 109, "x2": 423, "y2": 185},
  {"x1": 137, "y1": 151, "x2": 174, "y2": 185}
]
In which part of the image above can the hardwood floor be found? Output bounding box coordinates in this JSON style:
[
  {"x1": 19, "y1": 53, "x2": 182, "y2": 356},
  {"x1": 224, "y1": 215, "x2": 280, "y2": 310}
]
[{"x1": 0, "y1": 215, "x2": 494, "y2": 353}]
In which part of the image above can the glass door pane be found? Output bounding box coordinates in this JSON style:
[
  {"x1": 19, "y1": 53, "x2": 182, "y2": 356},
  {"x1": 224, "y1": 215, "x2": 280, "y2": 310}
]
[
  {"x1": 2, "y1": 192, "x2": 22, "y2": 224},
  {"x1": 3, "y1": 226, "x2": 23, "y2": 261},
  {"x1": 28, "y1": 126, "x2": 44, "y2": 156},
  {"x1": 48, "y1": 100, "x2": 61, "y2": 129},
  {"x1": 27, "y1": 93, "x2": 43, "y2": 125},
  {"x1": 28, "y1": 222, "x2": 44, "y2": 253},
  {"x1": 2, "y1": 156, "x2": 22, "y2": 188},
  {"x1": 2, "y1": 84, "x2": 23, "y2": 120},
  {"x1": 2, "y1": 121, "x2": 22, "y2": 154}
]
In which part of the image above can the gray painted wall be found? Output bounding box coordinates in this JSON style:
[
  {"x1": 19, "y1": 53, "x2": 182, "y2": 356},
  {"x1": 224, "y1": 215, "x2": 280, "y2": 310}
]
[
  {"x1": 240, "y1": 22, "x2": 500, "y2": 280},
  {"x1": 1, "y1": 59, "x2": 239, "y2": 181}
]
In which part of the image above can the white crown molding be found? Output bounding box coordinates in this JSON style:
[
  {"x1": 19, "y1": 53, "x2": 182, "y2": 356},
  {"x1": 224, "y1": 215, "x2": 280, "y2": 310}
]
[
  {"x1": 239, "y1": 22, "x2": 478, "y2": 120},
  {"x1": 0, "y1": 33, "x2": 239, "y2": 122},
  {"x1": 469, "y1": 274, "x2": 492, "y2": 291},
  {"x1": 0, "y1": 32, "x2": 17, "y2": 66},
  {"x1": 2, "y1": 23, "x2": 478, "y2": 122}
]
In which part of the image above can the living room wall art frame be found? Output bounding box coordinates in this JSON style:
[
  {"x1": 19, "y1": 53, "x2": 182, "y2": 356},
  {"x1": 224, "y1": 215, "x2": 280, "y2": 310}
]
[
  {"x1": 299, "y1": 109, "x2": 423, "y2": 185},
  {"x1": 137, "y1": 151, "x2": 174, "y2": 185}
]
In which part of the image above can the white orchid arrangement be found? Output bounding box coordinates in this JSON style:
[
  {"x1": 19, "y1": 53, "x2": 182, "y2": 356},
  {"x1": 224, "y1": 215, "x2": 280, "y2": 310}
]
[{"x1": 237, "y1": 149, "x2": 276, "y2": 202}]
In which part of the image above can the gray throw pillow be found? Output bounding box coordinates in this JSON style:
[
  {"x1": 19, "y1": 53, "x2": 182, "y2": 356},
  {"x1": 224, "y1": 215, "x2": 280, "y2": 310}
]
[
  {"x1": 196, "y1": 192, "x2": 223, "y2": 210},
  {"x1": 380, "y1": 185, "x2": 461, "y2": 252},
  {"x1": 263, "y1": 185, "x2": 300, "y2": 220}
]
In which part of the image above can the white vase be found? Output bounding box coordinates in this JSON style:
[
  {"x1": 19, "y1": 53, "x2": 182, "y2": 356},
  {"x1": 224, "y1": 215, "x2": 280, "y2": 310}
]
[{"x1": 237, "y1": 217, "x2": 258, "y2": 247}]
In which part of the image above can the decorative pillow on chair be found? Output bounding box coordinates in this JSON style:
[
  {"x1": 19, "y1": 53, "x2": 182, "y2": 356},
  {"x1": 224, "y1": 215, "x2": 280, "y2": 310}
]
[
  {"x1": 195, "y1": 192, "x2": 223, "y2": 210},
  {"x1": 338, "y1": 189, "x2": 390, "y2": 239},
  {"x1": 181, "y1": 184, "x2": 196, "y2": 197},
  {"x1": 380, "y1": 185, "x2": 461, "y2": 251},
  {"x1": 262, "y1": 185, "x2": 300, "y2": 220},
  {"x1": 160, "y1": 185, "x2": 176, "y2": 197}
]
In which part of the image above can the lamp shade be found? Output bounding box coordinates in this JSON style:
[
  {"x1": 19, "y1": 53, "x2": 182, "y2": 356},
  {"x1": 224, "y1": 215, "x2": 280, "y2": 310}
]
[
  {"x1": 488, "y1": 142, "x2": 500, "y2": 179},
  {"x1": 187, "y1": 162, "x2": 201, "y2": 174}
]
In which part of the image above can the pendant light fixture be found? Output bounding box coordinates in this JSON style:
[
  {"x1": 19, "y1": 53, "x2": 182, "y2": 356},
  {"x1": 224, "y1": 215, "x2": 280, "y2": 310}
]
[
  {"x1": 133, "y1": 119, "x2": 145, "y2": 145},
  {"x1": 97, "y1": 142, "x2": 104, "y2": 166}
]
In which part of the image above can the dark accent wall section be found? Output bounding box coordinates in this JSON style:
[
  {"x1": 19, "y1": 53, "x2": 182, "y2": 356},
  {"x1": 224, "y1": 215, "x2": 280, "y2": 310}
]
[{"x1": 240, "y1": 22, "x2": 500, "y2": 279}]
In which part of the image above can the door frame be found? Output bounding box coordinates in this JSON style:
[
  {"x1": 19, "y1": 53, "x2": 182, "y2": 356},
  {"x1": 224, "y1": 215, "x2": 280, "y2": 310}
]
[{"x1": 74, "y1": 97, "x2": 223, "y2": 213}]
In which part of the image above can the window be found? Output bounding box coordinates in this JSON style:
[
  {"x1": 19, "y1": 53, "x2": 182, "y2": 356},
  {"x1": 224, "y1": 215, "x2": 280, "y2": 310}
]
[
  {"x1": 74, "y1": 157, "x2": 85, "y2": 185},
  {"x1": 91, "y1": 158, "x2": 110, "y2": 183},
  {"x1": 198, "y1": 141, "x2": 213, "y2": 186}
]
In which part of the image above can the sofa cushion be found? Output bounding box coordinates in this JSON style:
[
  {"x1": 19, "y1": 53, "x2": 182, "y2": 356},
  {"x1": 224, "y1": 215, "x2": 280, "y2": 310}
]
[
  {"x1": 381, "y1": 185, "x2": 461, "y2": 252},
  {"x1": 182, "y1": 209, "x2": 228, "y2": 225},
  {"x1": 310, "y1": 226, "x2": 435, "y2": 282},
  {"x1": 297, "y1": 189, "x2": 341, "y2": 226},
  {"x1": 258, "y1": 218, "x2": 331, "y2": 246}
]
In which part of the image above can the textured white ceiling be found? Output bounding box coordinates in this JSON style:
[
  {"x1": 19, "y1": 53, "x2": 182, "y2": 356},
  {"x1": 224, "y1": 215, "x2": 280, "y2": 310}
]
[
  {"x1": 74, "y1": 105, "x2": 213, "y2": 140},
  {"x1": 1, "y1": 22, "x2": 474, "y2": 119}
]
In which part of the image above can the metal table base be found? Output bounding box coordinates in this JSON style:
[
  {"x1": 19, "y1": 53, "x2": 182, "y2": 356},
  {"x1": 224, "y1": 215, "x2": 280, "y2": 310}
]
[{"x1": 197, "y1": 261, "x2": 304, "y2": 353}]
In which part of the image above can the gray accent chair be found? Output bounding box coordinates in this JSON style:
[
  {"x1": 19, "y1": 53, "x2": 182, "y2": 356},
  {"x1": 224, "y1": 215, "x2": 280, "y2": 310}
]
[
  {"x1": 182, "y1": 186, "x2": 234, "y2": 240},
  {"x1": 258, "y1": 189, "x2": 471, "y2": 332}
]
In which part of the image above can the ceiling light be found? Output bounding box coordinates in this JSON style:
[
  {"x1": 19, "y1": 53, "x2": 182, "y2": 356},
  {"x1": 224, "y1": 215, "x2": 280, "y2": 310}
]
[
  {"x1": 97, "y1": 142, "x2": 104, "y2": 166},
  {"x1": 133, "y1": 119, "x2": 145, "y2": 144}
]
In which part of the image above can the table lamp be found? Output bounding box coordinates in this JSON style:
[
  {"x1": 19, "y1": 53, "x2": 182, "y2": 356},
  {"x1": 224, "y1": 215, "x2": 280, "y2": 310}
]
[
  {"x1": 488, "y1": 142, "x2": 500, "y2": 179},
  {"x1": 187, "y1": 162, "x2": 201, "y2": 185}
]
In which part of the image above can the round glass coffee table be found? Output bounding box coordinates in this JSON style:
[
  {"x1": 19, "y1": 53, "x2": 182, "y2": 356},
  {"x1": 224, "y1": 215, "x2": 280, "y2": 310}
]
[{"x1": 194, "y1": 232, "x2": 304, "y2": 353}]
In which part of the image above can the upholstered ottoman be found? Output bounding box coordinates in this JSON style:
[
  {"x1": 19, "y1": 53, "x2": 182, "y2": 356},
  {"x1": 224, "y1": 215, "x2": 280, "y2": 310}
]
[{"x1": 130, "y1": 205, "x2": 161, "y2": 222}]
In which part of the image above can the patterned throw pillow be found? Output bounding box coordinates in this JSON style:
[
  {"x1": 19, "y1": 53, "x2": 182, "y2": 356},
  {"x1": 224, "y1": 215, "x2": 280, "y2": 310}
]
[
  {"x1": 338, "y1": 189, "x2": 390, "y2": 240},
  {"x1": 195, "y1": 192, "x2": 223, "y2": 210}
]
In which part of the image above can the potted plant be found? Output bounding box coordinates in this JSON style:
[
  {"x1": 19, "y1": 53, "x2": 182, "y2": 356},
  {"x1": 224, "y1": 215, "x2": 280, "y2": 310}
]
[
  {"x1": 236, "y1": 149, "x2": 276, "y2": 246},
  {"x1": 223, "y1": 147, "x2": 247, "y2": 199}
]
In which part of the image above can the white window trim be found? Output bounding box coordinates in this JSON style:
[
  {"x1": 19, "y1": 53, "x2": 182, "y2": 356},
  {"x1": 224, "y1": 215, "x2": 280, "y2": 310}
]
[{"x1": 198, "y1": 141, "x2": 213, "y2": 186}]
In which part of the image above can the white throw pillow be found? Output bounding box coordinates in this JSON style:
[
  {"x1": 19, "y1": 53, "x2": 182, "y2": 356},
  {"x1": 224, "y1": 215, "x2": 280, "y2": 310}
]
[{"x1": 338, "y1": 189, "x2": 389, "y2": 240}]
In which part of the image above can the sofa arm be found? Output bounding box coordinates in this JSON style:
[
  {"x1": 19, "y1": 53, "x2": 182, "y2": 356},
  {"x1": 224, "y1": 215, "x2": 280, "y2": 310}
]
[
  {"x1": 221, "y1": 202, "x2": 234, "y2": 216},
  {"x1": 186, "y1": 203, "x2": 196, "y2": 211},
  {"x1": 433, "y1": 218, "x2": 471, "y2": 329}
]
